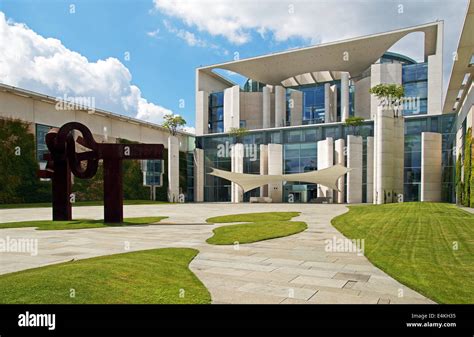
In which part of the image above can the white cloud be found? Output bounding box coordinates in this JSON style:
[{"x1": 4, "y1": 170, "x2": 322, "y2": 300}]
[
  {"x1": 153, "y1": 0, "x2": 467, "y2": 92},
  {"x1": 0, "y1": 12, "x2": 172, "y2": 125},
  {"x1": 146, "y1": 28, "x2": 160, "y2": 38},
  {"x1": 163, "y1": 19, "x2": 228, "y2": 55}
]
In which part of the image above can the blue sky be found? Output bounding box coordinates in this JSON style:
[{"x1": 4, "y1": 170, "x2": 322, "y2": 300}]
[{"x1": 0, "y1": 0, "x2": 468, "y2": 131}]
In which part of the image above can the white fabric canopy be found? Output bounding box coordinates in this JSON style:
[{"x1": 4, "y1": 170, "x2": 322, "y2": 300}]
[{"x1": 209, "y1": 164, "x2": 350, "y2": 192}]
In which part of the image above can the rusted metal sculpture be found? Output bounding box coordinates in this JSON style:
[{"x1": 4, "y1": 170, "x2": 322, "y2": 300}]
[{"x1": 38, "y1": 122, "x2": 164, "y2": 223}]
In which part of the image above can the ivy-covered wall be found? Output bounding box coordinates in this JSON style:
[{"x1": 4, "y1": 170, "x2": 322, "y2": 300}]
[
  {"x1": 456, "y1": 127, "x2": 474, "y2": 207},
  {"x1": 0, "y1": 118, "x2": 189, "y2": 204},
  {"x1": 0, "y1": 118, "x2": 51, "y2": 203}
]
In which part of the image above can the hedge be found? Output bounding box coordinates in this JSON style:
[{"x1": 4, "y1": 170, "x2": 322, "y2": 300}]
[
  {"x1": 463, "y1": 128, "x2": 472, "y2": 207},
  {"x1": 0, "y1": 118, "x2": 189, "y2": 204}
]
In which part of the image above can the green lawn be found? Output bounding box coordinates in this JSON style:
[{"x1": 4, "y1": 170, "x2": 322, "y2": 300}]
[
  {"x1": 0, "y1": 200, "x2": 169, "y2": 209},
  {"x1": 331, "y1": 202, "x2": 474, "y2": 304},
  {"x1": 206, "y1": 212, "x2": 307, "y2": 245},
  {"x1": 0, "y1": 248, "x2": 210, "y2": 304},
  {"x1": 0, "y1": 217, "x2": 167, "y2": 230}
]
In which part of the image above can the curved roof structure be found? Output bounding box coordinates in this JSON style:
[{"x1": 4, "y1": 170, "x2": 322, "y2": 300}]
[
  {"x1": 198, "y1": 22, "x2": 441, "y2": 86},
  {"x1": 209, "y1": 164, "x2": 350, "y2": 193}
]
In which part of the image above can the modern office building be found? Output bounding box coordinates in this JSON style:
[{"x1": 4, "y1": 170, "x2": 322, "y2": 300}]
[
  {"x1": 193, "y1": 19, "x2": 463, "y2": 204},
  {"x1": 0, "y1": 83, "x2": 195, "y2": 200}
]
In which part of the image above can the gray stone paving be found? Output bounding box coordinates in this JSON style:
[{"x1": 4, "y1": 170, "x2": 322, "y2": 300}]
[{"x1": 0, "y1": 203, "x2": 434, "y2": 304}]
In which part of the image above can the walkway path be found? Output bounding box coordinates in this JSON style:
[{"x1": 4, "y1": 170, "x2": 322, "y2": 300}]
[{"x1": 0, "y1": 203, "x2": 434, "y2": 304}]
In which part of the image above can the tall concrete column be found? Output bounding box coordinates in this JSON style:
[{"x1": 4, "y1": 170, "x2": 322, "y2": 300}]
[
  {"x1": 347, "y1": 135, "x2": 363, "y2": 203},
  {"x1": 366, "y1": 137, "x2": 374, "y2": 204},
  {"x1": 427, "y1": 21, "x2": 443, "y2": 115},
  {"x1": 393, "y1": 116, "x2": 405, "y2": 199},
  {"x1": 224, "y1": 85, "x2": 240, "y2": 132},
  {"x1": 260, "y1": 144, "x2": 268, "y2": 197},
  {"x1": 331, "y1": 85, "x2": 338, "y2": 122},
  {"x1": 334, "y1": 138, "x2": 345, "y2": 203},
  {"x1": 262, "y1": 86, "x2": 271, "y2": 129},
  {"x1": 317, "y1": 137, "x2": 334, "y2": 199},
  {"x1": 289, "y1": 90, "x2": 303, "y2": 126},
  {"x1": 324, "y1": 83, "x2": 331, "y2": 123},
  {"x1": 421, "y1": 132, "x2": 442, "y2": 201},
  {"x1": 268, "y1": 144, "x2": 283, "y2": 202},
  {"x1": 194, "y1": 148, "x2": 204, "y2": 202},
  {"x1": 340, "y1": 72, "x2": 350, "y2": 122},
  {"x1": 195, "y1": 91, "x2": 208, "y2": 136},
  {"x1": 168, "y1": 135, "x2": 180, "y2": 202},
  {"x1": 275, "y1": 85, "x2": 286, "y2": 127},
  {"x1": 231, "y1": 143, "x2": 244, "y2": 203}
]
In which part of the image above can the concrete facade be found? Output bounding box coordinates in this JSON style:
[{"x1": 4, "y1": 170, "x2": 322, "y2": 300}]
[
  {"x1": 194, "y1": 148, "x2": 204, "y2": 202},
  {"x1": 347, "y1": 135, "x2": 363, "y2": 204},
  {"x1": 168, "y1": 135, "x2": 180, "y2": 202},
  {"x1": 317, "y1": 137, "x2": 334, "y2": 199},
  {"x1": 268, "y1": 144, "x2": 283, "y2": 202},
  {"x1": 366, "y1": 137, "x2": 374, "y2": 204},
  {"x1": 421, "y1": 132, "x2": 442, "y2": 202},
  {"x1": 224, "y1": 85, "x2": 241, "y2": 132},
  {"x1": 275, "y1": 86, "x2": 286, "y2": 128},
  {"x1": 334, "y1": 138, "x2": 345, "y2": 203},
  {"x1": 231, "y1": 143, "x2": 244, "y2": 203}
]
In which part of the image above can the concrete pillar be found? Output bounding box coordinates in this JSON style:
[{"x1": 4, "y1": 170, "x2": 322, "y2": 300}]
[
  {"x1": 168, "y1": 135, "x2": 180, "y2": 202},
  {"x1": 374, "y1": 109, "x2": 393, "y2": 204},
  {"x1": 317, "y1": 137, "x2": 334, "y2": 199},
  {"x1": 194, "y1": 148, "x2": 204, "y2": 202},
  {"x1": 374, "y1": 108, "x2": 405, "y2": 204},
  {"x1": 268, "y1": 144, "x2": 283, "y2": 202},
  {"x1": 231, "y1": 143, "x2": 244, "y2": 203},
  {"x1": 334, "y1": 138, "x2": 345, "y2": 203},
  {"x1": 427, "y1": 21, "x2": 443, "y2": 115},
  {"x1": 366, "y1": 136, "x2": 374, "y2": 204},
  {"x1": 324, "y1": 83, "x2": 331, "y2": 123},
  {"x1": 275, "y1": 85, "x2": 286, "y2": 127},
  {"x1": 224, "y1": 85, "x2": 240, "y2": 132},
  {"x1": 262, "y1": 86, "x2": 271, "y2": 129},
  {"x1": 393, "y1": 116, "x2": 405, "y2": 199},
  {"x1": 195, "y1": 91, "x2": 208, "y2": 136},
  {"x1": 260, "y1": 144, "x2": 268, "y2": 197},
  {"x1": 370, "y1": 63, "x2": 402, "y2": 119},
  {"x1": 340, "y1": 72, "x2": 350, "y2": 122},
  {"x1": 331, "y1": 85, "x2": 338, "y2": 122},
  {"x1": 289, "y1": 90, "x2": 303, "y2": 126},
  {"x1": 347, "y1": 135, "x2": 363, "y2": 203},
  {"x1": 421, "y1": 132, "x2": 442, "y2": 201}
]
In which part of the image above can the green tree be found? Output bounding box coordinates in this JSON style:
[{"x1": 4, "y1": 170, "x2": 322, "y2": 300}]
[
  {"x1": 369, "y1": 84, "x2": 404, "y2": 115},
  {"x1": 228, "y1": 127, "x2": 249, "y2": 143},
  {"x1": 344, "y1": 116, "x2": 365, "y2": 136},
  {"x1": 162, "y1": 113, "x2": 187, "y2": 136}
]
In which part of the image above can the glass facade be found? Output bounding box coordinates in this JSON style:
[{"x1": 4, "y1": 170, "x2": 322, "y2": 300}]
[
  {"x1": 142, "y1": 160, "x2": 163, "y2": 186},
  {"x1": 402, "y1": 63, "x2": 428, "y2": 116},
  {"x1": 208, "y1": 92, "x2": 224, "y2": 133},
  {"x1": 403, "y1": 113, "x2": 456, "y2": 202},
  {"x1": 198, "y1": 114, "x2": 456, "y2": 203},
  {"x1": 35, "y1": 124, "x2": 53, "y2": 163},
  {"x1": 198, "y1": 122, "x2": 373, "y2": 202}
]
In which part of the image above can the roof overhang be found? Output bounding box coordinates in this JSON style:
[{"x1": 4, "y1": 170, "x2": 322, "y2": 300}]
[
  {"x1": 443, "y1": 0, "x2": 474, "y2": 113},
  {"x1": 198, "y1": 21, "x2": 441, "y2": 86}
]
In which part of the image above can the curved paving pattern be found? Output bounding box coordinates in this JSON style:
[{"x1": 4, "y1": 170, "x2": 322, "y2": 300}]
[{"x1": 0, "y1": 203, "x2": 434, "y2": 304}]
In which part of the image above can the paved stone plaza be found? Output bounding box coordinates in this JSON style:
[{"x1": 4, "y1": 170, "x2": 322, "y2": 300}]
[{"x1": 0, "y1": 203, "x2": 434, "y2": 304}]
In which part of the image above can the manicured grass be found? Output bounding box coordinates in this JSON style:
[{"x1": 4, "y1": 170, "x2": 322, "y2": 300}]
[
  {"x1": 331, "y1": 202, "x2": 474, "y2": 304},
  {"x1": 0, "y1": 200, "x2": 169, "y2": 209},
  {"x1": 0, "y1": 217, "x2": 167, "y2": 230},
  {"x1": 206, "y1": 212, "x2": 306, "y2": 245},
  {"x1": 0, "y1": 248, "x2": 211, "y2": 304}
]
